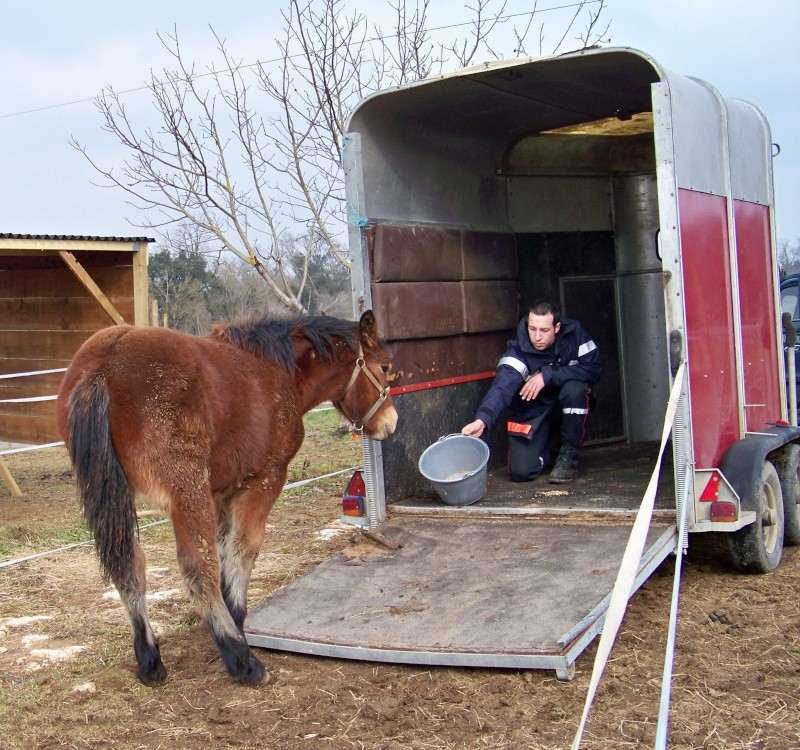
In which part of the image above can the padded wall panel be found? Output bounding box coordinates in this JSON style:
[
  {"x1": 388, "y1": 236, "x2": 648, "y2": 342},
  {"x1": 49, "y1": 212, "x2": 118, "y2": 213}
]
[
  {"x1": 371, "y1": 224, "x2": 462, "y2": 282},
  {"x1": 382, "y1": 382, "x2": 508, "y2": 501},
  {"x1": 461, "y1": 231, "x2": 518, "y2": 279},
  {"x1": 384, "y1": 332, "x2": 510, "y2": 389},
  {"x1": 462, "y1": 281, "x2": 519, "y2": 333},
  {"x1": 371, "y1": 281, "x2": 463, "y2": 340}
]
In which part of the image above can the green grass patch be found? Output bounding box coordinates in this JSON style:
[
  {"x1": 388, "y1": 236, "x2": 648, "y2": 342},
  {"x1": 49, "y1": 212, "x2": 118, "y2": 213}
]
[
  {"x1": 0, "y1": 519, "x2": 91, "y2": 559},
  {"x1": 285, "y1": 407, "x2": 362, "y2": 483},
  {"x1": 0, "y1": 409, "x2": 359, "y2": 561}
]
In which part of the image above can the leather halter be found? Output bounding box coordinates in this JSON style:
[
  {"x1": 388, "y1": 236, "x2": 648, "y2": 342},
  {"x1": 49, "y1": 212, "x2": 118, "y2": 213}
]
[{"x1": 336, "y1": 346, "x2": 390, "y2": 430}]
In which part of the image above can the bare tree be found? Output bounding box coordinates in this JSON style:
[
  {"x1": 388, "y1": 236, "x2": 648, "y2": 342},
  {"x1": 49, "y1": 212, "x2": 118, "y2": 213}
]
[
  {"x1": 74, "y1": 0, "x2": 611, "y2": 313},
  {"x1": 210, "y1": 256, "x2": 277, "y2": 322},
  {"x1": 779, "y1": 237, "x2": 800, "y2": 277}
]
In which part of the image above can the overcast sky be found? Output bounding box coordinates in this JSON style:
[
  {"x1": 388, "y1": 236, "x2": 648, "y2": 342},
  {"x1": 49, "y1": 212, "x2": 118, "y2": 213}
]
[{"x1": 1, "y1": 0, "x2": 798, "y2": 243}]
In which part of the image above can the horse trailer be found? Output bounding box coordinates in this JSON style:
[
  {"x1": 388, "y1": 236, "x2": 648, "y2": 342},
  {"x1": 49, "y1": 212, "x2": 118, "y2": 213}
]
[{"x1": 246, "y1": 47, "x2": 800, "y2": 680}]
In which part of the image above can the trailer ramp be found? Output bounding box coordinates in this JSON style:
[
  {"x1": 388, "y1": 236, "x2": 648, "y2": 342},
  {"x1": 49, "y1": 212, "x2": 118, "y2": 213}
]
[{"x1": 245, "y1": 516, "x2": 677, "y2": 680}]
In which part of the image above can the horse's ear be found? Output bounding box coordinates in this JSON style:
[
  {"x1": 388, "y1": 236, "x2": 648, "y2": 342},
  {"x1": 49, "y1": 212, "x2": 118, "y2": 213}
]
[{"x1": 359, "y1": 310, "x2": 378, "y2": 348}]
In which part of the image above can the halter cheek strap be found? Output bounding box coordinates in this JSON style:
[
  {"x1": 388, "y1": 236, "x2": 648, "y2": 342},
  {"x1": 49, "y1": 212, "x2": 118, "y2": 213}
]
[{"x1": 336, "y1": 346, "x2": 390, "y2": 430}]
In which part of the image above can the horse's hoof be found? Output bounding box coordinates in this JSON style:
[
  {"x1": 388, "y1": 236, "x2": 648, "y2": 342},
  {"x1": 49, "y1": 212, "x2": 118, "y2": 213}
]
[
  {"x1": 138, "y1": 660, "x2": 168, "y2": 686},
  {"x1": 237, "y1": 654, "x2": 266, "y2": 685}
]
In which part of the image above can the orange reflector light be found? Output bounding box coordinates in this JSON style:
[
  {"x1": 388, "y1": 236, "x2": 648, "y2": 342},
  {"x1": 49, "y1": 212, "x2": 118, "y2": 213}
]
[
  {"x1": 342, "y1": 496, "x2": 364, "y2": 516},
  {"x1": 700, "y1": 471, "x2": 722, "y2": 501},
  {"x1": 710, "y1": 500, "x2": 737, "y2": 523}
]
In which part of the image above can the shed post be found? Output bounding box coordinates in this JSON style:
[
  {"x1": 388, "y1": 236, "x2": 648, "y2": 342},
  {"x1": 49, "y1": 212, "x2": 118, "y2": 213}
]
[{"x1": 0, "y1": 456, "x2": 22, "y2": 497}]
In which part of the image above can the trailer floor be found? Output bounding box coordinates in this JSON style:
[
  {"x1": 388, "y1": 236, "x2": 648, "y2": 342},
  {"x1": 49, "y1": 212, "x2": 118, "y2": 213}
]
[
  {"x1": 245, "y1": 440, "x2": 677, "y2": 677},
  {"x1": 392, "y1": 439, "x2": 675, "y2": 517},
  {"x1": 245, "y1": 517, "x2": 676, "y2": 676}
]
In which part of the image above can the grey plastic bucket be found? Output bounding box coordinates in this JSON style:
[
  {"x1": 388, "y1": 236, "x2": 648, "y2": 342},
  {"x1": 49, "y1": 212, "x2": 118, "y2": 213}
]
[{"x1": 418, "y1": 434, "x2": 490, "y2": 506}]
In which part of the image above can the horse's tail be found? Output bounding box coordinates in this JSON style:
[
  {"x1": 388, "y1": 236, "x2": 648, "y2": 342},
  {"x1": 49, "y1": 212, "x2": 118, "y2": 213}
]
[{"x1": 67, "y1": 375, "x2": 137, "y2": 585}]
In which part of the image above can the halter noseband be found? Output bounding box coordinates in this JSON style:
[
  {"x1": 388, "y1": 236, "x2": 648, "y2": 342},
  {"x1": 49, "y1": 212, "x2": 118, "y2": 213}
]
[{"x1": 336, "y1": 346, "x2": 390, "y2": 431}]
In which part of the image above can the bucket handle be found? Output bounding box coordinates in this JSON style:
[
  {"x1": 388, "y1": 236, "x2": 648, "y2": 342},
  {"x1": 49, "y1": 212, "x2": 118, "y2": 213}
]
[{"x1": 438, "y1": 433, "x2": 463, "y2": 442}]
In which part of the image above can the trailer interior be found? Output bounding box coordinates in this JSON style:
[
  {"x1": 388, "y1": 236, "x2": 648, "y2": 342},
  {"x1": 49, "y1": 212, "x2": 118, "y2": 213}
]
[{"x1": 356, "y1": 50, "x2": 674, "y2": 512}]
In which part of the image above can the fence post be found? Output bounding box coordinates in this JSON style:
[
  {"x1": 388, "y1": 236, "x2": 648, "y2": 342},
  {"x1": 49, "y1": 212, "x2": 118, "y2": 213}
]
[{"x1": 0, "y1": 456, "x2": 22, "y2": 497}]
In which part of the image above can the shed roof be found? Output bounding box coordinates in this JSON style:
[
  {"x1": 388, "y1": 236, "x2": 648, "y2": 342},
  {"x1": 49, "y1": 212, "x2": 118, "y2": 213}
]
[{"x1": 0, "y1": 233, "x2": 154, "y2": 242}]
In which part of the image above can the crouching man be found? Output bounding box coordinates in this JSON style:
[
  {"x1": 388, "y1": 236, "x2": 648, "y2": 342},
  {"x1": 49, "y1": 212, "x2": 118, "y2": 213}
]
[{"x1": 462, "y1": 301, "x2": 602, "y2": 483}]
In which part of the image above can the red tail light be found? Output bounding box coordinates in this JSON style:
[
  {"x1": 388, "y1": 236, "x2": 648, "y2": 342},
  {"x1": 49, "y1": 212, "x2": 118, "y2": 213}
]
[
  {"x1": 342, "y1": 470, "x2": 366, "y2": 517},
  {"x1": 345, "y1": 470, "x2": 366, "y2": 497}
]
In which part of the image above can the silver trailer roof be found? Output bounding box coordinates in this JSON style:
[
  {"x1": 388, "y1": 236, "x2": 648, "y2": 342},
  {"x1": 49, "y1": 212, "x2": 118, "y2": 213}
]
[{"x1": 344, "y1": 47, "x2": 773, "y2": 229}]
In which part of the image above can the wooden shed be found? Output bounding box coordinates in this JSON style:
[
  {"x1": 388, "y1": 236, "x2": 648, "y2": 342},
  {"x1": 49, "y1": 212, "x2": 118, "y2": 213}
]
[{"x1": 0, "y1": 234, "x2": 152, "y2": 445}]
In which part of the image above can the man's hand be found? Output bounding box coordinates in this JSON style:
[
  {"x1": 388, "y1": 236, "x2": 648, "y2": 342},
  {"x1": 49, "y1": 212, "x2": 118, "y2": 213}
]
[
  {"x1": 519, "y1": 371, "x2": 545, "y2": 401},
  {"x1": 462, "y1": 419, "x2": 486, "y2": 437}
]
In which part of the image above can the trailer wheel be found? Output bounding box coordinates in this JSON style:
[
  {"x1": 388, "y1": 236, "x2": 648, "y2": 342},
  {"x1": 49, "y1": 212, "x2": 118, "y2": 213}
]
[
  {"x1": 727, "y1": 461, "x2": 784, "y2": 573},
  {"x1": 775, "y1": 444, "x2": 800, "y2": 545}
]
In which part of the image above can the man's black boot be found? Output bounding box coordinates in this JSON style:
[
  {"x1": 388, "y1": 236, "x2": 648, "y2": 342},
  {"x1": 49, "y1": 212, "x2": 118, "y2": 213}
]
[{"x1": 549, "y1": 445, "x2": 578, "y2": 483}]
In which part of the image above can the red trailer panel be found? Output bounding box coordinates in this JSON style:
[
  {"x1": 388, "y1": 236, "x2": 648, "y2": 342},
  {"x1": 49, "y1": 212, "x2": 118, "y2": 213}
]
[
  {"x1": 679, "y1": 189, "x2": 739, "y2": 467},
  {"x1": 734, "y1": 200, "x2": 781, "y2": 431}
]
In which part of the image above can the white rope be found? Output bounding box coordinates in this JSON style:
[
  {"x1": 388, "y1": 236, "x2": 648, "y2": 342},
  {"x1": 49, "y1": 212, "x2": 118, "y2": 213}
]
[
  {"x1": 570, "y1": 361, "x2": 686, "y2": 750},
  {"x1": 0, "y1": 395, "x2": 57, "y2": 403},
  {"x1": 0, "y1": 465, "x2": 359, "y2": 569},
  {"x1": 0, "y1": 367, "x2": 63, "y2": 412},
  {"x1": 283, "y1": 465, "x2": 358, "y2": 490},
  {"x1": 0, "y1": 518, "x2": 170, "y2": 570},
  {"x1": 654, "y1": 466, "x2": 692, "y2": 748},
  {"x1": 0, "y1": 442, "x2": 64, "y2": 456},
  {"x1": 0, "y1": 367, "x2": 67, "y2": 380}
]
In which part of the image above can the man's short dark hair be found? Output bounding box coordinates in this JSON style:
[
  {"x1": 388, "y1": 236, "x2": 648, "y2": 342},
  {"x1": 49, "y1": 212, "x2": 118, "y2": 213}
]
[{"x1": 529, "y1": 300, "x2": 561, "y2": 324}]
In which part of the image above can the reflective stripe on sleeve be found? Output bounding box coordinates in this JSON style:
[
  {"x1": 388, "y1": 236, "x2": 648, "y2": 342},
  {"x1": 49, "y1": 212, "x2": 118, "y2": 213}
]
[
  {"x1": 577, "y1": 340, "x2": 597, "y2": 358},
  {"x1": 497, "y1": 356, "x2": 529, "y2": 380}
]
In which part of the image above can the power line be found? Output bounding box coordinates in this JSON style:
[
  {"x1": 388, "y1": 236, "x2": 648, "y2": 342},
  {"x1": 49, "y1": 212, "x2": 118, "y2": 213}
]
[{"x1": 0, "y1": 1, "x2": 602, "y2": 120}]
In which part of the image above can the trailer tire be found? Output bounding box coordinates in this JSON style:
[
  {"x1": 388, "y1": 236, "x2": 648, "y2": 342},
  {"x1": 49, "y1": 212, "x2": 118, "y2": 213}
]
[
  {"x1": 775, "y1": 443, "x2": 800, "y2": 545},
  {"x1": 727, "y1": 461, "x2": 784, "y2": 573}
]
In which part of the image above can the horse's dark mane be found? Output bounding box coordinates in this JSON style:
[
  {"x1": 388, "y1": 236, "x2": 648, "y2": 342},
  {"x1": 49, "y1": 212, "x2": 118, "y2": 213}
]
[{"x1": 212, "y1": 314, "x2": 358, "y2": 371}]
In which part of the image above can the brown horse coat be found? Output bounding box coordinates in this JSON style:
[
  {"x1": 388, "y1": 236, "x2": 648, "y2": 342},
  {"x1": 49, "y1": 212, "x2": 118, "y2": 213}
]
[{"x1": 56, "y1": 311, "x2": 396, "y2": 684}]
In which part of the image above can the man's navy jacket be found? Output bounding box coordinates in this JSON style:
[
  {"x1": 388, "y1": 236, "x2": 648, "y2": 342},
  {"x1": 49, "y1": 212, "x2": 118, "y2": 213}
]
[{"x1": 474, "y1": 316, "x2": 603, "y2": 432}]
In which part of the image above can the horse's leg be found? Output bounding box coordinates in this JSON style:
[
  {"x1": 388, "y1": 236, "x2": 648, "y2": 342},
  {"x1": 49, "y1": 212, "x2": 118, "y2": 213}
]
[
  {"x1": 219, "y1": 469, "x2": 285, "y2": 632},
  {"x1": 112, "y1": 538, "x2": 168, "y2": 685},
  {"x1": 216, "y1": 511, "x2": 236, "y2": 624},
  {"x1": 65, "y1": 372, "x2": 167, "y2": 685},
  {"x1": 216, "y1": 507, "x2": 253, "y2": 631},
  {"x1": 169, "y1": 489, "x2": 265, "y2": 684},
  {"x1": 217, "y1": 516, "x2": 251, "y2": 632}
]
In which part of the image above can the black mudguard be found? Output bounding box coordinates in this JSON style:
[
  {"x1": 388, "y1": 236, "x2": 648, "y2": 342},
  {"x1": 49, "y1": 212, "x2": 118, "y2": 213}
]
[{"x1": 718, "y1": 426, "x2": 800, "y2": 513}]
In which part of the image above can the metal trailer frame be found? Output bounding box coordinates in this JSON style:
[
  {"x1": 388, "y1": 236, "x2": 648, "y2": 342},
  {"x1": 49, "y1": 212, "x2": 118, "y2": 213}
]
[{"x1": 342, "y1": 47, "x2": 798, "y2": 536}]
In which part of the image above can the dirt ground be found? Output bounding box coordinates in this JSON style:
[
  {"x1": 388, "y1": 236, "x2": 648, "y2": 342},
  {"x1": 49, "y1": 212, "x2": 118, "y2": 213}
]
[{"x1": 1, "y1": 434, "x2": 799, "y2": 750}]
